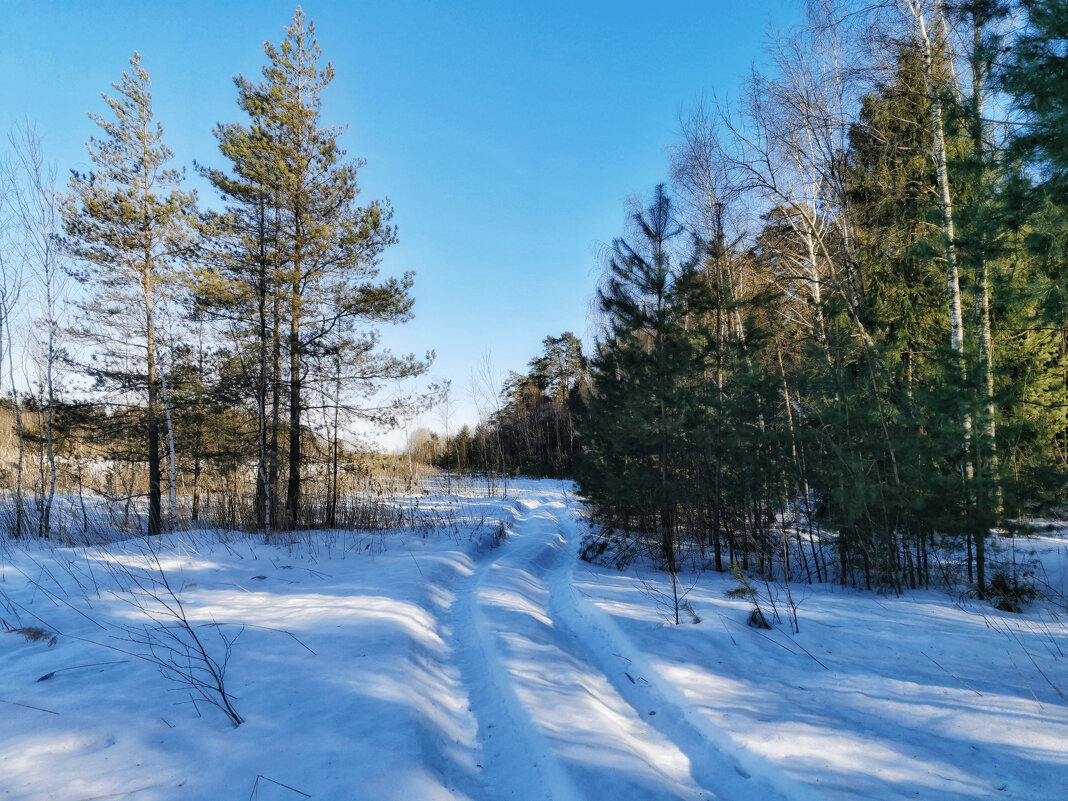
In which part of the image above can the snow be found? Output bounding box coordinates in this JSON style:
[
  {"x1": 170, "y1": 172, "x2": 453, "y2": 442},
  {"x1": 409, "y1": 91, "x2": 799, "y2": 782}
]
[{"x1": 1, "y1": 480, "x2": 1066, "y2": 800}]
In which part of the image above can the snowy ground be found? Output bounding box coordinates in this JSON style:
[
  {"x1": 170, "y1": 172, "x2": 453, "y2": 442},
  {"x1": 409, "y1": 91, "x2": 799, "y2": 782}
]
[{"x1": 1, "y1": 480, "x2": 1066, "y2": 800}]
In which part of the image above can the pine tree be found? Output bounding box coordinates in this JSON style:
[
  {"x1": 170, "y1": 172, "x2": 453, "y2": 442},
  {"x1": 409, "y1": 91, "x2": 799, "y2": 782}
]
[
  {"x1": 1001, "y1": 0, "x2": 1068, "y2": 193},
  {"x1": 998, "y1": 0, "x2": 1068, "y2": 520},
  {"x1": 197, "y1": 61, "x2": 287, "y2": 530},
  {"x1": 527, "y1": 332, "x2": 587, "y2": 472},
  {"x1": 63, "y1": 53, "x2": 196, "y2": 537},
  {"x1": 206, "y1": 9, "x2": 425, "y2": 528}
]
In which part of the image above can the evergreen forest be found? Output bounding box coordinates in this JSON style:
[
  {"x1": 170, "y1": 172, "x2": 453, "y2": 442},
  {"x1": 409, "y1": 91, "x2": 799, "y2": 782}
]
[{"x1": 441, "y1": 0, "x2": 1068, "y2": 600}]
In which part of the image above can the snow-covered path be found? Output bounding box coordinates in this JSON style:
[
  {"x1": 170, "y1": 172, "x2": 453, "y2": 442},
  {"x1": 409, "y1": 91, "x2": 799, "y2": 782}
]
[
  {"x1": 450, "y1": 489, "x2": 810, "y2": 801},
  {"x1": 445, "y1": 484, "x2": 1068, "y2": 801}
]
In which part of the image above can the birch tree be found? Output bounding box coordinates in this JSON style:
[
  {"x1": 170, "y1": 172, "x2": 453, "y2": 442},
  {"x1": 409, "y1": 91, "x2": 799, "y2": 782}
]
[
  {"x1": 0, "y1": 157, "x2": 26, "y2": 537},
  {"x1": 8, "y1": 126, "x2": 65, "y2": 537},
  {"x1": 898, "y1": 0, "x2": 973, "y2": 441}
]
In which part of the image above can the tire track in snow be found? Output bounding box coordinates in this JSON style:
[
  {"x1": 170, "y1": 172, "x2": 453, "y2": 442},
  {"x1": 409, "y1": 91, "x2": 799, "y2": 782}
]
[
  {"x1": 448, "y1": 490, "x2": 583, "y2": 801},
  {"x1": 451, "y1": 487, "x2": 715, "y2": 800},
  {"x1": 543, "y1": 494, "x2": 826, "y2": 801}
]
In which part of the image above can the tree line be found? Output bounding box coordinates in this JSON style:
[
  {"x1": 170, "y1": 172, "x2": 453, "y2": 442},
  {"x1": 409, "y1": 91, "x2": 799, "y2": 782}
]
[
  {"x1": 431, "y1": 334, "x2": 589, "y2": 479},
  {"x1": 570, "y1": 0, "x2": 1066, "y2": 598},
  {"x1": 0, "y1": 9, "x2": 428, "y2": 537}
]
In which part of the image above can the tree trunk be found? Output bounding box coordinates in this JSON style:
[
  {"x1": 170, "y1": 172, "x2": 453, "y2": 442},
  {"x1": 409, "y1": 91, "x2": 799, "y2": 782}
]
[
  {"x1": 7, "y1": 312, "x2": 26, "y2": 538},
  {"x1": 255, "y1": 202, "x2": 271, "y2": 530},
  {"x1": 906, "y1": 0, "x2": 982, "y2": 589},
  {"x1": 285, "y1": 265, "x2": 301, "y2": 529},
  {"x1": 42, "y1": 279, "x2": 56, "y2": 537},
  {"x1": 908, "y1": 0, "x2": 973, "y2": 437},
  {"x1": 145, "y1": 270, "x2": 163, "y2": 538},
  {"x1": 970, "y1": 10, "x2": 1002, "y2": 594},
  {"x1": 159, "y1": 356, "x2": 178, "y2": 530},
  {"x1": 270, "y1": 278, "x2": 282, "y2": 529}
]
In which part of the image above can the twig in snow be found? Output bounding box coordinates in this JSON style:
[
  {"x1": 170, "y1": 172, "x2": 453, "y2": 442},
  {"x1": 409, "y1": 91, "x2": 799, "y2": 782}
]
[
  {"x1": 249, "y1": 775, "x2": 311, "y2": 799},
  {"x1": 1020, "y1": 645, "x2": 1067, "y2": 703},
  {"x1": 723, "y1": 614, "x2": 830, "y2": 669},
  {"x1": 73, "y1": 788, "x2": 153, "y2": 800},
  {"x1": 781, "y1": 632, "x2": 828, "y2": 670},
  {"x1": 215, "y1": 622, "x2": 317, "y2": 656},
  {"x1": 717, "y1": 613, "x2": 738, "y2": 646},
  {"x1": 37, "y1": 659, "x2": 128, "y2": 682},
  {"x1": 6, "y1": 559, "x2": 107, "y2": 630},
  {"x1": 920, "y1": 651, "x2": 982, "y2": 695},
  {"x1": 1007, "y1": 651, "x2": 1044, "y2": 711},
  {"x1": 998, "y1": 619, "x2": 1068, "y2": 703},
  {"x1": 0, "y1": 698, "x2": 59, "y2": 715},
  {"x1": 407, "y1": 548, "x2": 425, "y2": 578}
]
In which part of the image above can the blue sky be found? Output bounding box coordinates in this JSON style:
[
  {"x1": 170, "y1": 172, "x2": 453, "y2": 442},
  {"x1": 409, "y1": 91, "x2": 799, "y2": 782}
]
[{"x1": 1, "y1": 0, "x2": 801, "y2": 446}]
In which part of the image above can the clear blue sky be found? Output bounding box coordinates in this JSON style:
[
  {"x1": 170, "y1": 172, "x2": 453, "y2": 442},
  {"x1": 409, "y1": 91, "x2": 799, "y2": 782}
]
[{"x1": 1, "y1": 0, "x2": 801, "y2": 447}]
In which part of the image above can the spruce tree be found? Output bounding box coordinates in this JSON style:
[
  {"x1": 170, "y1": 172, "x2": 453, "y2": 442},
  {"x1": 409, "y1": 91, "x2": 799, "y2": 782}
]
[
  {"x1": 578, "y1": 186, "x2": 707, "y2": 574},
  {"x1": 840, "y1": 43, "x2": 953, "y2": 585}
]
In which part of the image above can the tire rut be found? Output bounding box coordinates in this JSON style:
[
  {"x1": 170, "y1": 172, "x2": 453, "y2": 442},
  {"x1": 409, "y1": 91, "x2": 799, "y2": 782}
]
[
  {"x1": 450, "y1": 490, "x2": 713, "y2": 800},
  {"x1": 543, "y1": 497, "x2": 822, "y2": 801},
  {"x1": 447, "y1": 492, "x2": 582, "y2": 801}
]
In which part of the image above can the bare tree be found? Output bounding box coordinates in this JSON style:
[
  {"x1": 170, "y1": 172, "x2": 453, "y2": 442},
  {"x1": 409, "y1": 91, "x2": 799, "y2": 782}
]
[
  {"x1": 671, "y1": 100, "x2": 751, "y2": 346},
  {"x1": 0, "y1": 158, "x2": 27, "y2": 538},
  {"x1": 7, "y1": 126, "x2": 67, "y2": 537},
  {"x1": 437, "y1": 379, "x2": 454, "y2": 492},
  {"x1": 471, "y1": 352, "x2": 508, "y2": 497}
]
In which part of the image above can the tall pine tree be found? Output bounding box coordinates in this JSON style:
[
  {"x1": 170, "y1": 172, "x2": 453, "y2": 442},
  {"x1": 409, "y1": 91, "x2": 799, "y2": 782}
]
[
  {"x1": 64, "y1": 52, "x2": 196, "y2": 537},
  {"x1": 206, "y1": 9, "x2": 425, "y2": 528}
]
